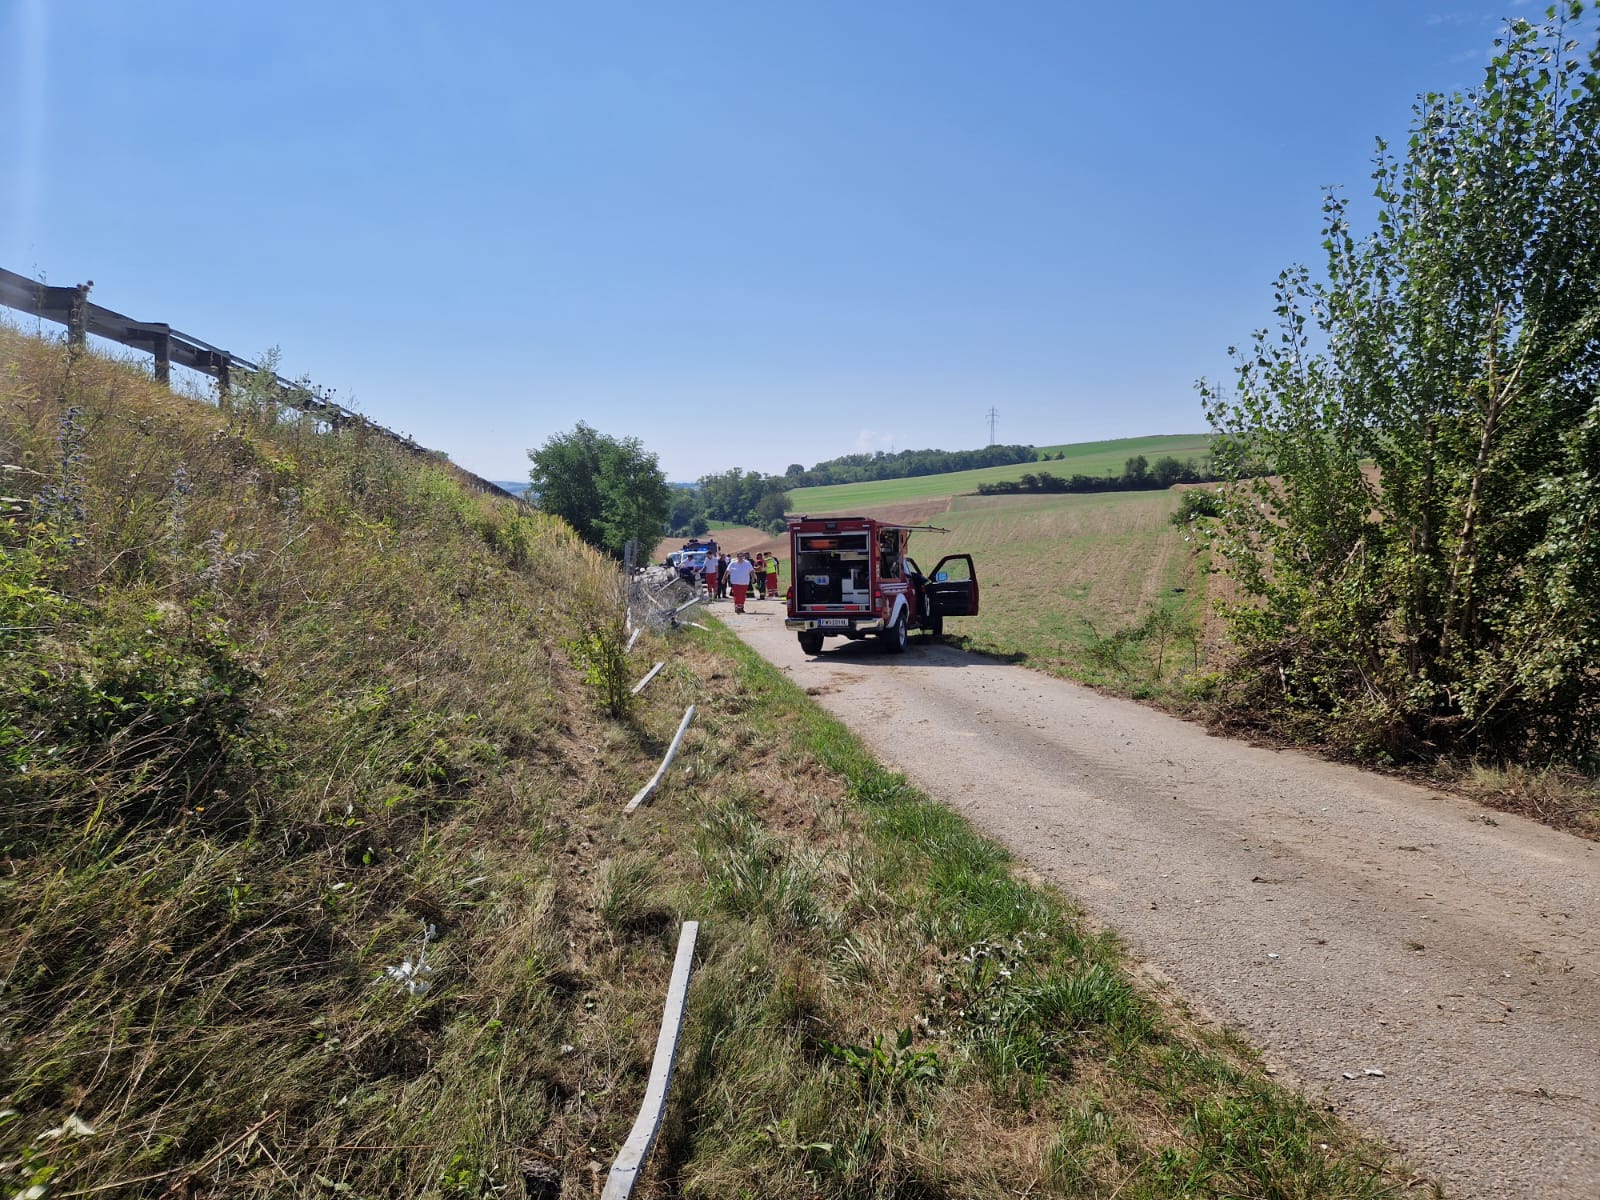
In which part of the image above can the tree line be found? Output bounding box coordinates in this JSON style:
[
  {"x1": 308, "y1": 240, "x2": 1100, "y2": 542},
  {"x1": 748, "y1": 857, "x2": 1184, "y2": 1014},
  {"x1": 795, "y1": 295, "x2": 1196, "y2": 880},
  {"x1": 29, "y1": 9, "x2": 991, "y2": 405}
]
[
  {"x1": 781, "y1": 443, "x2": 1037, "y2": 488},
  {"x1": 977, "y1": 454, "x2": 1213, "y2": 495},
  {"x1": 527, "y1": 429, "x2": 1057, "y2": 547}
]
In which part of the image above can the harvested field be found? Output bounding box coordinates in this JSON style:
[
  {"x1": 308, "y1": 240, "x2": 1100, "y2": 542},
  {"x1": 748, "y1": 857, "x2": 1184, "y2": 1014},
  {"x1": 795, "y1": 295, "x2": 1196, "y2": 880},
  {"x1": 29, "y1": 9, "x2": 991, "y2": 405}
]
[{"x1": 934, "y1": 490, "x2": 1209, "y2": 687}]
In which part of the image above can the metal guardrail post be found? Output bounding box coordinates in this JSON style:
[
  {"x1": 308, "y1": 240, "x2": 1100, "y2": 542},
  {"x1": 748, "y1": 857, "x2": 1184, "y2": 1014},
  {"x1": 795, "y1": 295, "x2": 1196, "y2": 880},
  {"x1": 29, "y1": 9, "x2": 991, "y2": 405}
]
[
  {"x1": 66, "y1": 281, "x2": 91, "y2": 348},
  {"x1": 151, "y1": 324, "x2": 172, "y2": 382}
]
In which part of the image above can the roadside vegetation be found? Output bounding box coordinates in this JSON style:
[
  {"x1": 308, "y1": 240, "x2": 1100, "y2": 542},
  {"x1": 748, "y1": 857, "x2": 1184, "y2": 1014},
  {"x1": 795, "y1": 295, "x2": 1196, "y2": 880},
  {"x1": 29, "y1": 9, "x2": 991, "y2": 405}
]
[
  {"x1": 1, "y1": 327, "x2": 1407, "y2": 1196},
  {"x1": 1203, "y1": 11, "x2": 1599, "y2": 786}
]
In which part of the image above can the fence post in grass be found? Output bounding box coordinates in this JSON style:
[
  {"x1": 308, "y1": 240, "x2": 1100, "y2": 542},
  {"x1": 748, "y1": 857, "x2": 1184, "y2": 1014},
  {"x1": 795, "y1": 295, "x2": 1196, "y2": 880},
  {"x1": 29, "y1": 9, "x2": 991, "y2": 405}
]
[
  {"x1": 600, "y1": 920, "x2": 699, "y2": 1200},
  {"x1": 66, "y1": 281, "x2": 91, "y2": 349},
  {"x1": 630, "y1": 661, "x2": 664, "y2": 697},
  {"x1": 151, "y1": 324, "x2": 171, "y2": 383}
]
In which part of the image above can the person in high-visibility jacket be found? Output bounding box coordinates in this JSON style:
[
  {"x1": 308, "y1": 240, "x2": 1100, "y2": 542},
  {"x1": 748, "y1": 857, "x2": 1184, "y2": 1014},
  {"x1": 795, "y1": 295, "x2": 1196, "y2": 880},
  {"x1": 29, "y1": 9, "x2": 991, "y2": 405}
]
[{"x1": 765, "y1": 553, "x2": 779, "y2": 600}]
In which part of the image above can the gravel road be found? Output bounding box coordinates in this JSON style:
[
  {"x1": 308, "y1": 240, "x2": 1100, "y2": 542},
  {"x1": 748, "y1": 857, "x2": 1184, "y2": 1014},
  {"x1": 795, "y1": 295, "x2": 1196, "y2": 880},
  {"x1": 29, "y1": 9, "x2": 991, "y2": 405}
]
[{"x1": 721, "y1": 599, "x2": 1599, "y2": 1200}]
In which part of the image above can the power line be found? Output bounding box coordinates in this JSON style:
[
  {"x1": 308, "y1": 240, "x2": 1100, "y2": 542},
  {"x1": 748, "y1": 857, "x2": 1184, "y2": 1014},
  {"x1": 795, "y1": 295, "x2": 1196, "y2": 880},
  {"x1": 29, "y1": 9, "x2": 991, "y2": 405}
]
[{"x1": 986, "y1": 407, "x2": 999, "y2": 445}]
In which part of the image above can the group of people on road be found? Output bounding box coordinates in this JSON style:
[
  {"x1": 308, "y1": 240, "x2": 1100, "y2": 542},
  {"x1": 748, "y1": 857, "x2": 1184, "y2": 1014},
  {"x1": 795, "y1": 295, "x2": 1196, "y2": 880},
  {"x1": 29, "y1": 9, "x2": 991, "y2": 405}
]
[{"x1": 699, "y1": 551, "x2": 780, "y2": 614}]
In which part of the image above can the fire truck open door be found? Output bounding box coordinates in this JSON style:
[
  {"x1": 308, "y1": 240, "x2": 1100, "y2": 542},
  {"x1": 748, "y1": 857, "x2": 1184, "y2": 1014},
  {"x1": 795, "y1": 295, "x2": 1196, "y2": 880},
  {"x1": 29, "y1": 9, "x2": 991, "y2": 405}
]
[{"x1": 925, "y1": 554, "x2": 980, "y2": 617}]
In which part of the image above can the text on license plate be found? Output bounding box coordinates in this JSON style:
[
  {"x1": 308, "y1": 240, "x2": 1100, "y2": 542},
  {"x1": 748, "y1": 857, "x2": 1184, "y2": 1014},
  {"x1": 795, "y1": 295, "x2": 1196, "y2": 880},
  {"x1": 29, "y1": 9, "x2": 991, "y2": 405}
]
[{"x1": 819, "y1": 618, "x2": 848, "y2": 628}]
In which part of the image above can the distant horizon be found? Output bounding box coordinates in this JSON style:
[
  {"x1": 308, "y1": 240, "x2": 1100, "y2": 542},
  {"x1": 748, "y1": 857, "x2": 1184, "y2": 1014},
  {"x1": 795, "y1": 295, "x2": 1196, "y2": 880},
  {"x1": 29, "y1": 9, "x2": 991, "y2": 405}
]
[{"x1": 494, "y1": 428, "x2": 1214, "y2": 492}]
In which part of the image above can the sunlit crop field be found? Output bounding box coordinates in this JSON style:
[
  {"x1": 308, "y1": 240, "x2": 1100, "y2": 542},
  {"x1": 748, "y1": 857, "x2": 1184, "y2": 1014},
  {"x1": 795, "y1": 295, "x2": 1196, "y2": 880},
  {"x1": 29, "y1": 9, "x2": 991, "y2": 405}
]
[
  {"x1": 787, "y1": 433, "x2": 1214, "y2": 512},
  {"x1": 922, "y1": 488, "x2": 1213, "y2": 690}
]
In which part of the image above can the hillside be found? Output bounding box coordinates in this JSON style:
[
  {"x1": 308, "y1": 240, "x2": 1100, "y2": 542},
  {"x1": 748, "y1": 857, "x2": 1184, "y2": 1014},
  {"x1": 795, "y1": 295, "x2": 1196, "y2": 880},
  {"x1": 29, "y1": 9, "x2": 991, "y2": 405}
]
[
  {"x1": 786, "y1": 434, "x2": 1213, "y2": 512},
  {"x1": 1, "y1": 329, "x2": 1402, "y2": 1198}
]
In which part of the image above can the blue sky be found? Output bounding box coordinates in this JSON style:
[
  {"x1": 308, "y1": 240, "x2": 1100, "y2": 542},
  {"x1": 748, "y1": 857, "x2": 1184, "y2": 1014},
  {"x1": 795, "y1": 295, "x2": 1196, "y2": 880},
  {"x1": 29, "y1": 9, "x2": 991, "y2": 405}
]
[{"x1": 1, "y1": 1, "x2": 1541, "y2": 483}]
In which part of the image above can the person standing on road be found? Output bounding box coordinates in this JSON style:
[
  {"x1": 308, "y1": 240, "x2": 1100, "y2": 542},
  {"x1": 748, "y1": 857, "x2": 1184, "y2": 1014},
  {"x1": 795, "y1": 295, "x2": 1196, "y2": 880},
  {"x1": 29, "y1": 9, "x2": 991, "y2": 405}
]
[
  {"x1": 702, "y1": 554, "x2": 718, "y2": 600},
  {"x1": 765, "y1": 552, "x2": 780, "y2": 601},
  {"x1": 717, "y1": 554, "x2": 730, "y2": 598},
  {"x1": 726, "y1": 552, "x2": 755, "y2": 613}
]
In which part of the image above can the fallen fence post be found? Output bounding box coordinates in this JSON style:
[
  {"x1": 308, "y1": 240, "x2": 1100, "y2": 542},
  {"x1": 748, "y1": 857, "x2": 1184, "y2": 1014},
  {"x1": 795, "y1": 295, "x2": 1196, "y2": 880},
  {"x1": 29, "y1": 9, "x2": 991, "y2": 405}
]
[
  {"x1": 625, "y1": 627, "x2": 642, "y2": 654},
  {"x1": 631, "y1": 662, "x2": 664, "y2": 696},
  {"x1": 599, "y1": 921, "x2": 700, "y2": 1200},
  {"x1": 624, "y1": 705, "x2": 695, "y2": 815}
]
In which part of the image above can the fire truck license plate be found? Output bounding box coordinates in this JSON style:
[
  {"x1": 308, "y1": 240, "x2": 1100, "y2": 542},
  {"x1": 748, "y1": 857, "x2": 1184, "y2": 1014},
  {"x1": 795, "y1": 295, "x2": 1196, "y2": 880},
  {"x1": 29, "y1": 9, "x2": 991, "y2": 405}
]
[{"x1": 819, "y1": 618, "x2": 848, "y2": 628}]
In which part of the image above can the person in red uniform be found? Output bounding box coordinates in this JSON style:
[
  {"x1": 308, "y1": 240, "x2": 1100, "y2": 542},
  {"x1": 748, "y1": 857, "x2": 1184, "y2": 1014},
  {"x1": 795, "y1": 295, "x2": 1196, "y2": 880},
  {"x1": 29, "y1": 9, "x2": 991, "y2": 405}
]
[
  {"x1": 701, "y1": 553, "x2": 717, "y2": 600},
  {"x1": 725, "y1": 552, "x2": 755, "y2": 613}
]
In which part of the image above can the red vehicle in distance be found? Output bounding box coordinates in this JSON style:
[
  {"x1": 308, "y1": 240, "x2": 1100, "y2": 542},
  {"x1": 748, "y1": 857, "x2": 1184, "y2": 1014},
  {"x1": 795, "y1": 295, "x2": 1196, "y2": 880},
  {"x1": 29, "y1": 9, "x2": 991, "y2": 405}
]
[{"x1": 783, "y1": 515, "x2": 979, "y2": 655}]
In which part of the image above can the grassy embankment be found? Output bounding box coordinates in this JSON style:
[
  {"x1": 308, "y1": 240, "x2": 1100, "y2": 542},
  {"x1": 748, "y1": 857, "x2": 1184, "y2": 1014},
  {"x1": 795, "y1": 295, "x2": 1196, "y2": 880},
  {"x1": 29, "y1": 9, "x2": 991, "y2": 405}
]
[{"x1": 2, "y1": 328, "x2": 1405, "y2": 1197}]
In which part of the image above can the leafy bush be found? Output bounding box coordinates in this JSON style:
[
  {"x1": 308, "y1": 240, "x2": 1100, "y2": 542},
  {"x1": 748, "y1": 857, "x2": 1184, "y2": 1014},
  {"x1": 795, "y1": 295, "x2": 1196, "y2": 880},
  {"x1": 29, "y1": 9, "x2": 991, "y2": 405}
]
[{"x1": 1203, "y1": 10, "x2": 1600, "y2": 765}]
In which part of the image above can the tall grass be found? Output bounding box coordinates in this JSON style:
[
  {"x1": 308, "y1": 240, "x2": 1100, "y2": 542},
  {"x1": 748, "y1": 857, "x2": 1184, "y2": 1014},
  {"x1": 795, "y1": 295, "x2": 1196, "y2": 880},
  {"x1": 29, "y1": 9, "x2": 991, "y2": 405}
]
[{"x1": 1, "y1": 326, "x2": 1406, "y2": 1197}]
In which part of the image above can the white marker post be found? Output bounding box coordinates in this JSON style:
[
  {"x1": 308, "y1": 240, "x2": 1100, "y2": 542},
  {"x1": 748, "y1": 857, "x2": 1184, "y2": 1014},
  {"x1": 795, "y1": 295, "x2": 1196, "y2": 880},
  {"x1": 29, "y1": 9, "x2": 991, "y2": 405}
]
[
  {"x1": 599, "y1": 921, "x2": 700, "y2": 1200},
  {"x1": 624, "y1": 705, "x2": 696, "y2": 814},
  {"x1": 630, "y1": 661, "x2": 665, "y2": 696}
]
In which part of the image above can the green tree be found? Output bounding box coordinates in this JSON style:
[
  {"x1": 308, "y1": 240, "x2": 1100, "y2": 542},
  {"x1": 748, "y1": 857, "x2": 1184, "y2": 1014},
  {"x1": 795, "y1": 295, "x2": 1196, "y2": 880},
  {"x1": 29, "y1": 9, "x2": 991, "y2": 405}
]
[
  {"x1": 527, "y1": 423, "x2": 671, "y2": 558},
  {"x1": 667, "y1": 484, "x2": 707, "y2": 537},
  {"x1": 1151, "y1": 455, "x2": 1185, "y2": 488},
  {"x1": 752, "y1": 488, "x2": 791, "y2": 529},
  {"x1": 1203, "y1": 7, "x2": 1600, "y2": 764}
]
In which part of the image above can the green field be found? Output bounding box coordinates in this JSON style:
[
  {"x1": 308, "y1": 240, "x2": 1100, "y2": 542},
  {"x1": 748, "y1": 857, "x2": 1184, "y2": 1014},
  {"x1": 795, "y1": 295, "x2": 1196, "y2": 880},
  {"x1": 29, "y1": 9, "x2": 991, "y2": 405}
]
[
  {"x1": 913, "y1": 488, "x2": 1211, "y2": 692},
  {"x1": 787, "y1": 433, "x2": 1214, "y2": 513}
]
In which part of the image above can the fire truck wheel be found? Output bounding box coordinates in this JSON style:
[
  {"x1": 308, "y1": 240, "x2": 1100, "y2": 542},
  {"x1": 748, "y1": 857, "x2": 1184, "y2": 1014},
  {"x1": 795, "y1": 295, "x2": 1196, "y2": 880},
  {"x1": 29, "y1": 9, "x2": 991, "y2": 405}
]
[
  {"x1": 883, "y1": 610, "x2": 908, "y2": 654},
  {"x1": 798, "y1": 631, "x2": 824, "y2": 655}
]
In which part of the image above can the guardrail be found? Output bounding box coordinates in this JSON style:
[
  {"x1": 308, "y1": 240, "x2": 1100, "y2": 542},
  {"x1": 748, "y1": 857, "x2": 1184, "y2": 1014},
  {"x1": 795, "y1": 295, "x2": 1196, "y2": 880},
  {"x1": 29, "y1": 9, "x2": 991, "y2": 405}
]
[{"x1": 0, "y1": 266, "x2": 519, "y2": 503}]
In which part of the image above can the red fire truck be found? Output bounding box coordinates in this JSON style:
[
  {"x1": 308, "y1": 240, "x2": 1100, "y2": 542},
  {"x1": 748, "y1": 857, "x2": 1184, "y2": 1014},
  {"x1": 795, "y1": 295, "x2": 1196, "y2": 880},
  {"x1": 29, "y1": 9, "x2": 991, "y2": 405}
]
[{"x1": 784, "y1": 515, "x2": 979, "y2": 655}]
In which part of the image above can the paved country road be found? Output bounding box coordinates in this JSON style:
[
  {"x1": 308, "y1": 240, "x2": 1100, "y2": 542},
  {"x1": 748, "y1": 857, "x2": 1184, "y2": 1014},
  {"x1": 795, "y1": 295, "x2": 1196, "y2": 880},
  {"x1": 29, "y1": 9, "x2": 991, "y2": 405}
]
[{"x1": 718, "y1": 599, "x2": 1600, "y2": 1200}]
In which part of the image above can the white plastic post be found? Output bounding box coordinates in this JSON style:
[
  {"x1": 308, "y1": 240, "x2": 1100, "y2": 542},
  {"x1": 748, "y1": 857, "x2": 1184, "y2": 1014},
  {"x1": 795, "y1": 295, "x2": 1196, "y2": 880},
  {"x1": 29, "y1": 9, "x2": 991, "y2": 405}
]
[
  {"x1": 630, "y1": 661, "x2": 665, "y2": 696},
  {"x1": 624, "y1": 705, "x2": 696, "y2": 814},
  {"x1": 599, "y1": 921, "x2": 700, "y2": 1200}
]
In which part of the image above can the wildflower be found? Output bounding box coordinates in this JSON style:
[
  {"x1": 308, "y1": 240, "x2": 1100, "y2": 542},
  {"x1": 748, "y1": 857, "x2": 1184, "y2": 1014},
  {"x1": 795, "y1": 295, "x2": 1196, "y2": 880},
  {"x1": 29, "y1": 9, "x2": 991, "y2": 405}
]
[{"x1": 34, "y1": 406, "x2": 87, "y2": 544}]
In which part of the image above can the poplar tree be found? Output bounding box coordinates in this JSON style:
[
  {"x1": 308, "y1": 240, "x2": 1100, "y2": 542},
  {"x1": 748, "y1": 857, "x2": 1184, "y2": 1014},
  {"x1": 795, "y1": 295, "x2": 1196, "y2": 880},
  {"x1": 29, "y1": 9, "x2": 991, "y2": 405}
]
[{"x1": 1203, "y1": 6, "x2": 1600, "y2": 764}]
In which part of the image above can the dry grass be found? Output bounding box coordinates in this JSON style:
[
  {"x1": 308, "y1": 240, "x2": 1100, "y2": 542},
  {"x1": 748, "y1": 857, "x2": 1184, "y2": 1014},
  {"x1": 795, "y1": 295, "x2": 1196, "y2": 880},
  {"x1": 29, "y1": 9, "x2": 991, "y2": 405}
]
[
  {"x1": 1, "y1": 325, "x2": 1410, "y2": 1198},
  {"x1": 1429, "y1": 761, "x2": 1600, "y2": 840},
  {"x1": 928, "y1": 490, "x2": 1213, "y2": 695}
]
